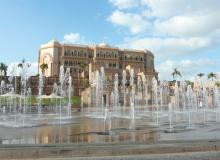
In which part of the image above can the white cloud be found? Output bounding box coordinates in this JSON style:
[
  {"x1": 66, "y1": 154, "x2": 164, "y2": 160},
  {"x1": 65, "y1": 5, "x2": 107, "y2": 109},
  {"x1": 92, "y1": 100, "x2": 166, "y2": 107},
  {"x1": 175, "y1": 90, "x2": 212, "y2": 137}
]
[
  {"x1": 108, "y1": 0, "x2": 220, "y2": 50},
  {"x1": 108, "y1": 0, "x2": 220, "y2": 37},
  {"x1": 154, "y1": 13, "x2": 220, "y2": 37},
  {"x1": 121, "y1": 37, "x2": 212, "y2": 56},
  {"x1": 107, "y1": 10, "x2": 149, "y2": 34},
  {"x1": 141, "y1": 0, "x2": 220, "y2": 18},
  {"x1": 109, "y1": 0, "x2": 139, "y2": 10},
  {"x1": 108, "y1": 0, "x2": 220, "y2": 80},
  {"x1": 63, "y1": 33, "x2": 84, "y2": 43}
]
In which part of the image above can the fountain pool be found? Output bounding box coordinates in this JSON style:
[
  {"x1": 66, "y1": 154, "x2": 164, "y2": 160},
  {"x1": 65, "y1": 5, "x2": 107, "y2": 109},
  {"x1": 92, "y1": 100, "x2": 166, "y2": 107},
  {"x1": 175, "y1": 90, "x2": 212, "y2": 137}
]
[{"x1": 0, "y1": 64, "x2": 220, "y2": 145}]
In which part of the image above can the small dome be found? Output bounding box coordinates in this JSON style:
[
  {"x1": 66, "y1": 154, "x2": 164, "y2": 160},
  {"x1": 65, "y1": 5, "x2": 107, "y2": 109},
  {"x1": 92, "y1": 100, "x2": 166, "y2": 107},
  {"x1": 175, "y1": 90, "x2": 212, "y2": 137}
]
[
  {"x1": 98, "y1": 42, "x2": 109, "y2": 47},
  {"x1": 48, "y1": 39, "x2": 60, "y2": 45},
  {"x1": 41, "y1": 39, "x2": 60, "y2": 48}
]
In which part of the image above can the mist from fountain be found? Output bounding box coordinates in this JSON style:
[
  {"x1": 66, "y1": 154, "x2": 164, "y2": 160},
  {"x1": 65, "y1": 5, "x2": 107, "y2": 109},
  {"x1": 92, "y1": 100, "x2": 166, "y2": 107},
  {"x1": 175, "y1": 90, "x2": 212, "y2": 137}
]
[
  {"x1": 113, "y1": 73, "x2": 119, "y2": 113},
  {"x1": 0, "y1": 63, "x2": 220, "y2": 131},
  {"x1": 38, "y1": 72, "x2": 43, "y2": 115},
  {"x1": 122, "y1": 70, "x2": 127, "y2": 110},
  {"x1": 0, "y1": 64, "x2": 74, "y2": 127},
  {"x1": 87, "y1": 67, "x2": 220, "y2": 133},
  {"x1": 142, "y1": 75, "x2": 148, "y2": 111}
]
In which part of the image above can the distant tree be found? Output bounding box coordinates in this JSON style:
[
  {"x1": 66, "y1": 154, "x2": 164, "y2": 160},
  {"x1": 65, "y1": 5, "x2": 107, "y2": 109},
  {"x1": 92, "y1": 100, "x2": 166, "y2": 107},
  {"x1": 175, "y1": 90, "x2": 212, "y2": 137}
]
[
  {"x1": 185, "y1": 80, "x2": 193, "y2": 87},
  {"x1": 215, "y1": 81, "x2": 220, "y2": 88},
  {"x1": 106, "y1": 76, "x2": 112, "y2": 85},
  {"x1": 79, "y1": 62, "x2": 87, "y2": 76},
  {"x1": 207, "y1": 72, "x2": 217, "y2": 81},
  {"x1": 78, "y1": 62, "x2": 88, "y2": 81},
  {"x1": 0, "y1": 63, "x2": 4, "y2": 76},
  {"x1": 17, "y1": 59, "x2": 31, "y2": 69},
  {"x1": 17, "y1": 59, "x2": 25, "y2": 68},
  {"x1": 77, "y1": 62, "x2": 88, "y2": 95},
  {"x1": 0, "y1": 62, "x2": 8, "y2": 80},
  {"x1": 83, "y1": 79, "x2": 90, "y2": 88},
  {"x1": 197, "y1": 73, "x2": 204, "y2": 79},
  {"x1": 171, "y1": 68, "x2": 182, "y2": 81},
  {"x1": 40, "y1": 63, "x2": 48, "y2": 75}
]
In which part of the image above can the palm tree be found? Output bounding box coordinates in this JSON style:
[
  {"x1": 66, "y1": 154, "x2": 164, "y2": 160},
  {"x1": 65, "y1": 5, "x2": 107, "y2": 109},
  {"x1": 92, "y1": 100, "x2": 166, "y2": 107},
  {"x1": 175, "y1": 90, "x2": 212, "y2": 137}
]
[
  {"x1": 185, "y1": 80, "x2": 193, "y2": 87},
  {"x1": 17, "y1": 59, "x2": 31, "y2": 69},
  {"x1": 79, "y1": 62, "x2": 87, "y2": 76},
  {"x1": 0, "y1": 62, "x2": 8, "y2": 80},
  {"x1": 77, "y1": 62, "x2": 88, "y2": 95},
  {"x1": 197, "y1": 73, "x2": 204, "y2": 79},
  {"x1": 0, "y1": 63, "x2": 4, "y2": 76},
  {"x1": 207, "y1": 72, "x2": 217, "y2": 81},
  {"x1": 171, "y1": 68, "x2": 182, "y2": 81},
  {"x1": 79, "y1": 62, "x2": 88, "y2": 85},
  {"x1": 78, "y1": 62, "x2": 88, "y2": 81},
  {"x1": 215, "y1": 81, "x2": 220, "y2": 88},
  {"x1": 40, "y1": 63, "x2": 48, "y2": 75},
  {"x1": 17, "y1": 59, "x2": 25, "y2": 68}
]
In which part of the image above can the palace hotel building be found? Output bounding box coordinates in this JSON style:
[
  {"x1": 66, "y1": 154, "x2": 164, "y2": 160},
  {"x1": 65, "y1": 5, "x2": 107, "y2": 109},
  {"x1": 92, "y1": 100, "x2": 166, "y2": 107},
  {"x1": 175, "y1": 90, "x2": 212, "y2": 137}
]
[{"x1": 38, "y1": 39, "x2": 157, "y2": 94}]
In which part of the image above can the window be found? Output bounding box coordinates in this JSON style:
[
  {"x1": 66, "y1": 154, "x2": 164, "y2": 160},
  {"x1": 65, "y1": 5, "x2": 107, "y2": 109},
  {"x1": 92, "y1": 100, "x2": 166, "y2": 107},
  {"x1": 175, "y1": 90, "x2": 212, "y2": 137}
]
[
  {"x1": 64, "y1": 60, "x2": 68, "y2": 65},
  {"x1": 74, "y1": 50, "x2": 77, "y2": 56},
  {"x1": 80, "y1": 51, "x2": 83, "y2": 56}
]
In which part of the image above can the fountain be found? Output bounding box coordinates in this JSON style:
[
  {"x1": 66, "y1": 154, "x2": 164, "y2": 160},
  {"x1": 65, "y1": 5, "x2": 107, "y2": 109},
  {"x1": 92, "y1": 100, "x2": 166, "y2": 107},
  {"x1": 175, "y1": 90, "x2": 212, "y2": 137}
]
[
  {"x1": 76, "y1": 66, "x2": 220, "y2": 135},
  {"x1": 0, "y1": 64, "x2": 220, "y2": 150},
  {"x1": 113, "y1": 73, "x2": 119, "y2": 113},
  {"x1": 168, "y1": 103, "x2": 173, "y2": 132},
  {"x1": 38, "y1": 72, "x2": 43, "y2": 115},
  {"x1": 0, "y1": 64, "x2": 75, "y2": 127},
  {"x1": 122, "y1": 70, "x2": 127, "y2": 110}
]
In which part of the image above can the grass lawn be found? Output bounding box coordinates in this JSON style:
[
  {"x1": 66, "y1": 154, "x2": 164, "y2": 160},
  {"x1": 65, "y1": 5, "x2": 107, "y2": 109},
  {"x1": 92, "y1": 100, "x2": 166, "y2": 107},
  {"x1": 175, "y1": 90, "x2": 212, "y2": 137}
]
[{"x1": 0, "y1": 96, "x2": 81, "y2": 107}]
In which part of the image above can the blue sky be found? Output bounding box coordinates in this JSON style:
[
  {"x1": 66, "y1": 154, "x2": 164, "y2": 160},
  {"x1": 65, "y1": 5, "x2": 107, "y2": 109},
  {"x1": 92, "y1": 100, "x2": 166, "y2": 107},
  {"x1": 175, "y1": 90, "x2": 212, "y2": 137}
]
[{"x1": 0, "y1": 0, "x2": 220, "y2": 80}]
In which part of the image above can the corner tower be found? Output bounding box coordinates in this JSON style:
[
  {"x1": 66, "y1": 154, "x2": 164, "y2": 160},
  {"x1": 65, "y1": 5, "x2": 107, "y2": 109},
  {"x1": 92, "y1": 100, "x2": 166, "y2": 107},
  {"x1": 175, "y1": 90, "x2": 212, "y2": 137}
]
[{"x1": 38, "y1": 39, "x2": 61, "y2": 77}]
